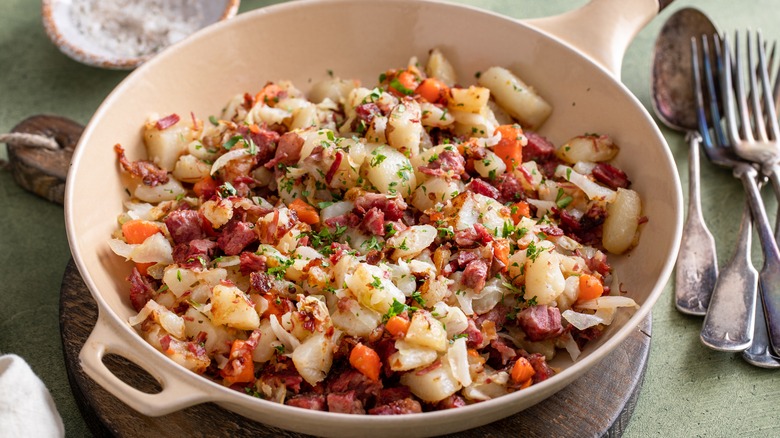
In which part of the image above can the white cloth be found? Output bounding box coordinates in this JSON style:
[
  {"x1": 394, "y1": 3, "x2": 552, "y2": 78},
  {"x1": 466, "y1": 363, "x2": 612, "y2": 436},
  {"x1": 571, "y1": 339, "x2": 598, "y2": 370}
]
[{"x1": 0, "y1": 354, "x2": 64, "y2": 438}]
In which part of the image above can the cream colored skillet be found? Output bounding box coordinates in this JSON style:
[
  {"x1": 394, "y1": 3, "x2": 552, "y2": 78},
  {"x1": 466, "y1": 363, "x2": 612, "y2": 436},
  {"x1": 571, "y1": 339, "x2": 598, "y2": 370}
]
[{"x1": 65, "y1": 0, "x2": 681, "y2": 436}]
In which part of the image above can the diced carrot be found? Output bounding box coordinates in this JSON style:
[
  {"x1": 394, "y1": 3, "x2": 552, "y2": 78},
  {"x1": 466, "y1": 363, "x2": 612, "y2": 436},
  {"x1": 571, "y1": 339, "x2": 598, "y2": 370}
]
[
  {"x1": 510, "y1": 201, "x2": 531, "y2": 224},
  {"x1": 122, "y1": 220, "x2": 161, "y2": 244},
  {"x1": 221, "y1": 339, "x2": 255, "y2": 386},
  {"x1": 122, "y1": 220, "x2": 162, "y2": 275},
  {"x1": 389, "y1": 70, "x2": 419, "y2": 97},
  {"x1": 262, "y1": 293, "x2": 286, "y2": 318},
  {"x1": 511, "y1": 357, "x2": 535, "y2": 384},
  {"x1": 289, "y1": 198, "x2": 320, "y2": 225},
  {"x1": 493, "y1": 124, "x2": 524, "y2": 171},
  {"x1": 248, "y1": 123, "x2": 261, "y2": 135},
  {"x1": 193, "y1": 175, "x2": 218, "y2": 199},
  {"x1": 492, "y1": 239, "x2": 510, "y2": 271},
  {"x1": 385, "y1": 315, "x2": 410, "y2": 338},
  {"x1": 255, "y1": 83, "x2": 284, "y2": 106},
  {"x1": 415, "y1": 77, "x2": 450, "y2": 104},
  {"x1": 577, "y1": 274, "x2": 605, "y2": 303},
  {"x1": 349, "y1": 343, "x2": 381, "y2": 382}
]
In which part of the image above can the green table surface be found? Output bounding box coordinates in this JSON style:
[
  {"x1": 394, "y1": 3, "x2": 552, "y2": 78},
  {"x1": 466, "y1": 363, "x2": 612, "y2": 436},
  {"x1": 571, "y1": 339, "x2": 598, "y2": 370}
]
[{"x1": 2, "y1": 0, "x2": 780, "y2": 436}]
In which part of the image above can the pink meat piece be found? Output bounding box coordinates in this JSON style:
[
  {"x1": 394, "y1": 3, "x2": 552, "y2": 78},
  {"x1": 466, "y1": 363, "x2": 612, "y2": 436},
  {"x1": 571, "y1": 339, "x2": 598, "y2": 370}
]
[
  {"x1": 239, "y1": 252, "x2": 267, "y2": 275},
  {"x1": 368, "y1": 398, "x2": 423, "y2": 415},
  {"x1": 327, "y1": 369, "x2": 382, "y2": 404},
  {"x1": 418, "y1": 150, "x2": 465, "y2": 179},
  {"x1": 466, "y1": 178, "x2": 500, "y2": 199},
  {"x1": 172, "y1": 239, "x2": 217, "y2": 268},
  {"x1": 164, "y1": 209, "x2": 206, "y2": 244},
  {"x1": 287, "y1": 394, "x2": 327, "y2": 411},
  {"x1": 354, "y1": 193, "x2": 407, "y2": 221},
  {"x1": 264, "y1": 131, "x2": 303, "y2": 168},
  {"x1": 523, "y1": 131, "x2": 556, "y2": 162},
  {"x1": 360, "y1": 207, "x2": 385, "y2": 236},
  {"x1": 327, "y1": 391, "x2": 366, "y2": 414},
  {"x1": 495, "y1": 173, "x2": 524, "y2": 203},
  {"x1": 217, "y1": 220, "x2": 257, "y2": 255},
  {"x1": 462, "y1": 259, "x2": 488, "y2": 292},
  {"x1": 517, "y1": 305, "x2": 564, "y2": 341},
  {"x1": 126, "y1": 267, "x2": 156, "y2": 312},
  {"x1": 592, "y1": 162, "x2": 630, "y2": 190}
]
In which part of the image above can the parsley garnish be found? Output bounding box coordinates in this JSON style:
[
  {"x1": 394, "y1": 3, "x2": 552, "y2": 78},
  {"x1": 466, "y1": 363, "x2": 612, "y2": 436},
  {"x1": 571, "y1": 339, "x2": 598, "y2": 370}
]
[
  {"x1": 411, "y1": 291, "x2": 426, "y2": 307},
  {"x1": 223, "y1": 135, "x2": 243, "y2": 150},
  {"x1": 209, "y1": 115, "x2": 219, "y2": 126},
  {"x1": 219, "y1": 182, "x2": 237, "y2": 197},
  {"x1": 370, "y1": 153, "x2": 387, "y2": 167},
  {"x1": 382, "y1": 298, "x2": 418, "y2": 322},
  {"x1": 370, "y1": 275, "x2": 384, "y2": 289},
  {"x1": 526, "y1": 241, "x2": 543, "y2": 261},
  {"x1": 268, "y1": 258, "x2": 294, "y2": 280}
]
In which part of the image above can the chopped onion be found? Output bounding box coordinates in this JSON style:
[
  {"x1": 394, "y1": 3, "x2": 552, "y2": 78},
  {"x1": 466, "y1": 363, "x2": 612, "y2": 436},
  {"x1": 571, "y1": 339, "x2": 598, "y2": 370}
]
[
  {"x1": 269, "y1": 314, "x2": 300, "y2": 354},
  {"x1": 560, "y1": 332, "x2": 581, "y2": 361},
  {"x1": 575, "y1": 295, "x2": 639, "y2": 311},
  {"x1": 210, "y1": 148, "x2": 250, "y2": 175},
  {"x1": 555, "y1": 165, "x2": 616, "y2": 202},
  {"x1": 561, "y1": 309, "x2": 604, "y2": 330},
  {"x1": 108, "y1": 233, "x2": 173, "y2": 264},
  {"x1": 447, "y1": 337, "x2": 472, "y2": 387}
]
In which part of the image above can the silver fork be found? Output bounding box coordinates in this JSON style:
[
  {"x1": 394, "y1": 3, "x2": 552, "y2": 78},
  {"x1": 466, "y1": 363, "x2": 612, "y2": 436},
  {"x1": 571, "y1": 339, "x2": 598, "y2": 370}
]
[
  {"x1": 694, "y1": 35, "x2": 759, "y2": 353},
  {"x1": 694, "y1": 33, "x2": 780, "y2": 360}
]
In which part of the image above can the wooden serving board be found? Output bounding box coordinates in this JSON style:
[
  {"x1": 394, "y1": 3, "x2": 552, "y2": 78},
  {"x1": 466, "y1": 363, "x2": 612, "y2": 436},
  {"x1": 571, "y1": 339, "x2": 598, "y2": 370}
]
[{"x1": 60, "y1": 260, "x2": 652, "y2": 438}]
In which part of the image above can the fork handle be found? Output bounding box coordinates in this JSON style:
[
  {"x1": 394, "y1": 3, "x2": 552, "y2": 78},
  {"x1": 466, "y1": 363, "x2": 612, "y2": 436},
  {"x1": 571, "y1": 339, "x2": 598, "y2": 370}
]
[
  {"x1": 675, "y1": 132, "x2": 719, "y2": 315},
  {"x1": 767, "y1": 164, "x2": 780, "y2": 241},
  {"x1": 700, "y1": 201, "x2": 757, "y2": 351},
  {"x1": 735, "y1": 163, "x2": 780, "y2": 356}
]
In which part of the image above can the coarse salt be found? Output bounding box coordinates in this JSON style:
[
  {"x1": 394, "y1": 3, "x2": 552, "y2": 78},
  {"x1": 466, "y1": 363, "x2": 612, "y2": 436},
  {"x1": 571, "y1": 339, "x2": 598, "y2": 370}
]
[{"x1": 70, "y1": 0, "x2": 204, "y2": 59}]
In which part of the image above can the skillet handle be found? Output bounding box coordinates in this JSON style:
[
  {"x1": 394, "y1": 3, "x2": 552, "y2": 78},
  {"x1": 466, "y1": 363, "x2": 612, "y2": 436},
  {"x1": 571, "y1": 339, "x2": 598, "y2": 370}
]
[
  {"x1": 79, "y1": 313, "x2": 215, "y2": 416},
  {"x1": 523, "y1": 0, "x2": 670, "y2": 79}
]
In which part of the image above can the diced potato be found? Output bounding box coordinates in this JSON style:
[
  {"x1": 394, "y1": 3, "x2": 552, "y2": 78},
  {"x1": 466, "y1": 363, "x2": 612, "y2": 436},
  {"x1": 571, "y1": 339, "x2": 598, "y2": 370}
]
[
  {"x1": 133, "y1": 178, "x2": 186, "y2": 203},
  {"x1": 143, "y1": 116, "x2": 198, "y2": 171},
  {"x1": 477, "y1": 66, "x2": 552, "y2": 130},
  {"x1": 330, "y1": 298, "x2": 383, "y2": 338},
  {"x1": 346, "y1": 263, "x2": 406, "y2": 314},
  {"x1": 420, "y1": 102, "x2": 455, "y2": 128},
  {"x1": 162, "y1": 265, "x2": 198, "y2": 297},
  {"x1": 524, "y1": 241, "x2": 566, "y2": 305},
  {"x1": 388, "y1": 339, "x2": 438, "y2": 371},
  {"x1": 556, "y1": 135, "x2": 618, "y2": 163},
  {"x1": 448, "y1": 86, "x2": 490, "y2": 114},
  {"x1": 405, "y1": 310, "x2": 448, "y2": 352},
  {"x1": 200, "y1": 198, "x2": 234, "y2": 228},
  {"x1": 308, "y1": 77, "x2": 359, "y2": 105},
  {"x1": 172, "y1": 154, "x2": 210, "y2": 183},
  {"x1": 292, "y1": 331, "x2": 334, "y2": 386},
  {"x1": 602, "y1": 188, "x2": 642, "y2": 254},
  {"x1": 425, "y1": 48, "x2": 457, "y2": 86},
  {"x1": 183, "y1": 307, "x2": 232, "y2": 356},
  {"x1": 387, "y1": 225, "x2": 437, "y2": 260},
  {"x1": 451, "y1": 107, "x2": 499, "y2": 138},
  {"x1": 400, "y1": 359, "x2": 462, "y2": 402},
  {"x1": 365, "y1": 145, "x2": 416, "y2": 198},
  {"x1": 474, "y1": 150, "x2": 506, "y2": 179},
  {"x1": 209, "y1": 284, "x2": 260, "y2": 330},
  {"x1": 386, "y1": 99, "x2": 423, "y2": 157},
  {"x1": 411, "y1": 177, "x2": 463, "y2": 211}
]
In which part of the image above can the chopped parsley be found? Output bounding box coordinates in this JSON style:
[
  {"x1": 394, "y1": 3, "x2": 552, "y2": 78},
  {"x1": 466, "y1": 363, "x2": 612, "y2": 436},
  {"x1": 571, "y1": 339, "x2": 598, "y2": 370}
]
[
  {"x1": 223, "y1": 135, "x2": 243, "y2": 150},
  {"x1": 268, "y1": 258, "x2": 294, "y2": 280},
  {"x1": 219, "y1": 182, "x2": 237, "y2": 197}
]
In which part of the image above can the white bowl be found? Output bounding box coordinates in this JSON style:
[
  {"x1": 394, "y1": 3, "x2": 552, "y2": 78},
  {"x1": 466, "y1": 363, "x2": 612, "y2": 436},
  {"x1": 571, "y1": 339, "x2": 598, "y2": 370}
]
[
  {"x1": 42, "y1": 0, "x2": 240, "y2": 69},
  {"x1": 65, "y1": 0, "x2": 682, "y2": 436}
]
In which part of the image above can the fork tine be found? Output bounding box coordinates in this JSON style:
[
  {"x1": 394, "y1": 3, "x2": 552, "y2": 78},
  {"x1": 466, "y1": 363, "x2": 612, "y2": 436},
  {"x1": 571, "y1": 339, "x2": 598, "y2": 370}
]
[
  {"x1": 721, "y1": 34, "x2": 744, "y2": 146},
  {"x1": 734, "y1": 31, "x2": 756, "y2": 143},
  {"x1": 706, "y1": 34, "x2": 728, "y2": 148},
  {"x1": 756, "y1": 31, "x2": 780, "y2": 140},
  {"x1": 748, "y1": 31, "x2": 769, "y2": 142}
]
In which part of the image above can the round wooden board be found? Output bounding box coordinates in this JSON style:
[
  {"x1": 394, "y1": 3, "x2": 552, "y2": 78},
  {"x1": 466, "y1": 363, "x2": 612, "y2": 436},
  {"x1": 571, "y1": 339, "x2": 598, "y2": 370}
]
[{"x1": 60, "y1": 260, "x2": 652, "y2": 438}]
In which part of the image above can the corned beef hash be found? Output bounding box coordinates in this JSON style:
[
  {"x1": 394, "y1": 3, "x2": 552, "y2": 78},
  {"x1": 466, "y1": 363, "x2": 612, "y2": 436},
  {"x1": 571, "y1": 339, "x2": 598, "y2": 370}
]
[{"x1": 109, "y1": 49, "x2": 644, "y2": 414}]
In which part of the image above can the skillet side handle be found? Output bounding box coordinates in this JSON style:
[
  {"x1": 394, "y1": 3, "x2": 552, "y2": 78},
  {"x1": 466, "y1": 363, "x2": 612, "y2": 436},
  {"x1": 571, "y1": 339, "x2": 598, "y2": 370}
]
[
  {"x1": 523, "y1": 0, "x2": 668, "y2": 79},
  {"x1": 79, "y1": 313, "x2": 215, "y2": 416}
]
